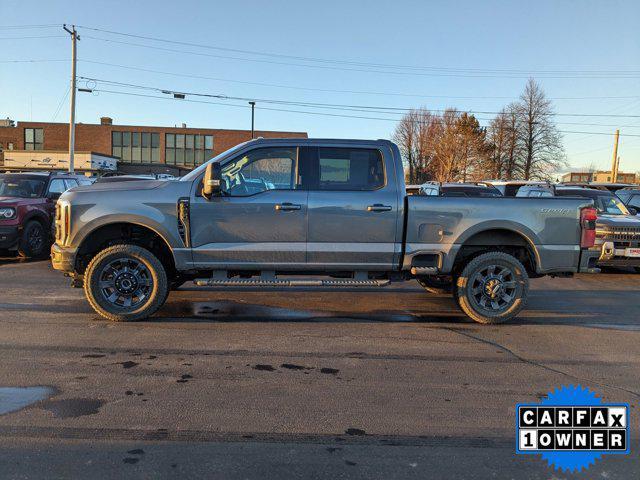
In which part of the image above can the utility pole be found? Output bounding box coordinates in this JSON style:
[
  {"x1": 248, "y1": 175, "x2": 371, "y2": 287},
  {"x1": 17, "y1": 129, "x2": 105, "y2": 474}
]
[
  {"x1": 610, "y1": 129, "x2": 620, "y2": 182},
  {"x1": 63, "y1": 24, "x2": 79, "y2": 173},
  {"x1": 249, "y1": 101, "x2": 256, "y2": 139}
]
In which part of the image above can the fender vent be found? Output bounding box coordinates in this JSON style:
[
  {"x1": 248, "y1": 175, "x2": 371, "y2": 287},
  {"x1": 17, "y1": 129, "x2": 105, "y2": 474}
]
[{"x1": 177, "y1": 198, "x2": 191, "y2": 247}]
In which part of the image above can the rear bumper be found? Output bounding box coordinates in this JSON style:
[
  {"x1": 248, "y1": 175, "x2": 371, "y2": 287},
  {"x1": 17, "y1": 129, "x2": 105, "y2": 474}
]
[
  {"x1": 50, "y1": 243, "x2": 77, "y2": 273},
  {"x1": 578, "y1": 249, "x2": 601, "y2": 273},
  {"x1": 0, "y1": 226, "x2": 20, "y2": 249}
]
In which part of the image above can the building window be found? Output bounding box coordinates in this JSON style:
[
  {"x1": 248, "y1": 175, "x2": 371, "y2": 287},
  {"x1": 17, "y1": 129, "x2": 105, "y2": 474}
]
[
  {"x1": 112, "y1": 131, "x2": 159, "y2": 163},
  {"x1": 25, "y1": 128, "x2": 44, "y2": 150},
  {"x1": 165, "y1": 133, "x2": 213, "y2": 167}
]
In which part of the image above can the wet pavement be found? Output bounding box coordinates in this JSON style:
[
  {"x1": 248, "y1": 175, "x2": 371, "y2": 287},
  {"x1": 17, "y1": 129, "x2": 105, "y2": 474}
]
[{"x1": 0, "y1": 256, "x2": 639, "y2": 479}]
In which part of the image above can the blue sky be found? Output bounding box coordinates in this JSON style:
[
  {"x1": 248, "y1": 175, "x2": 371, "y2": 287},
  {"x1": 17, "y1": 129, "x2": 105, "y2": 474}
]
[{"x1": 1, "y1": 0, "x2": 639, "y2": 173}]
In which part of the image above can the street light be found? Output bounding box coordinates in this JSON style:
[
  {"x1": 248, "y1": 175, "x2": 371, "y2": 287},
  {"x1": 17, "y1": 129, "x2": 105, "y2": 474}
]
[{"x1": 249, "y1": 101, "x2": 256, "y2": 139}]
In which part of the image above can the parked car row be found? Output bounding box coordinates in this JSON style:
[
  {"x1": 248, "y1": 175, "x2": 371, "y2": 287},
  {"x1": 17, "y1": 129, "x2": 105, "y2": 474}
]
[{"x1": 0, "y1": 172, "x2": 93, "y2": 257}]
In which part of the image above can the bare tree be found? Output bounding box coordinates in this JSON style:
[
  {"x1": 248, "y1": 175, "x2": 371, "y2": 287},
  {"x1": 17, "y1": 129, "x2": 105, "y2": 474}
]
[
  {"x1": 514, "y1": 78, "x2": 566, "y2": 180},
  {"x1": 393, "y1": 108, "x2": 438, "y2": 183},
  {"x1": 486, "y1": 105, "x2": 520, "y2": 179}
]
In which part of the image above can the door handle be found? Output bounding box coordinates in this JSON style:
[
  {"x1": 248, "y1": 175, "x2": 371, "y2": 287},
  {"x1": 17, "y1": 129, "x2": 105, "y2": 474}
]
[
  {"x1": 275, "y1": 203, "x2": 301, "y2": 211},
  {"x1": 367, "y1": 204, "x2": 392, "y2": 212}
]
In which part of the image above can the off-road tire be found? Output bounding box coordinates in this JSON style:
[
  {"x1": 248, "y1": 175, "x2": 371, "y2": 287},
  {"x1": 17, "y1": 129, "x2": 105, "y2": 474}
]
[
  {"x1": 18, "y1": 220, "x2": 49, "y2": 258},
  {"x1": 417, "y1": 276, "x2": 453, "y2": 294},
  {"x1": 84, "y1": 244, "x2": 168, "y2": 322},
  {"x1": 454, "y1": 251, "x2": 529, "y2": 325}
]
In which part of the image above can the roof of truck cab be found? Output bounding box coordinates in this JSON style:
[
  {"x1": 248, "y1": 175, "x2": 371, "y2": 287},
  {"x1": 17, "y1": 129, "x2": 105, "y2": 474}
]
[{"x1": 246, "y1": 137, "x2": 394, "y2": 146}]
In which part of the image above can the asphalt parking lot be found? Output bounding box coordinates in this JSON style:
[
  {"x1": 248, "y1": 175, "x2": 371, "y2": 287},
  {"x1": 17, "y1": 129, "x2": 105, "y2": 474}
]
[{"x1": 0, "y1": 256, "x2": 639, "y2": 479}]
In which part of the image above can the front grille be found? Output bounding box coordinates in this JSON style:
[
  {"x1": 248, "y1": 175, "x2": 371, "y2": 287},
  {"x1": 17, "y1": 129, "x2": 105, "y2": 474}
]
[
  {"x1": 596, "y1": 226, "x2": 640, "y2": 242},
  {"x1": 55, "y1": 202, "x2": 70, "y2": 245}
]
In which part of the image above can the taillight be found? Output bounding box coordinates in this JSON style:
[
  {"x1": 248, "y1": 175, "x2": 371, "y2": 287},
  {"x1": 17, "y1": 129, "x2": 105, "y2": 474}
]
[{"x1": 580, "y1": 206, "x2": 597, "y2": 248}]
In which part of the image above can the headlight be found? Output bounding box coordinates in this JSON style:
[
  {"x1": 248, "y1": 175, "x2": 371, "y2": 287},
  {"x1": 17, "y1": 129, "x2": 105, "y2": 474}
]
[{"x1": 0, "y1": 207, "x2": 16, "y2": 219}]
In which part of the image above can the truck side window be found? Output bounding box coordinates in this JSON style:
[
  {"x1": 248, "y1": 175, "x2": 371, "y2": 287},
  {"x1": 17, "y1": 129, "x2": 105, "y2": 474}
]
[
  {"x1": 220, "y1": 147, "x2": 297, "y2": 197},
  {"x1": 48, "y1": 179, "x2": 67, "y2": 195},
  {"x1": 628, "y1": 195, "x2": 640, "y2": 210},
  {"x1": 317, "y1": 148, "x2": 384, "y2": 191}
]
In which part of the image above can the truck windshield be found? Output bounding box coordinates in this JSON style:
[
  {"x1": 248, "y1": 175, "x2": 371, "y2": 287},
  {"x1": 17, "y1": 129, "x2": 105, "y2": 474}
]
[
  {"x1": 594, "y1": 195, "x2": 629, "y2": 215},
  {"x1": 0, "y1": 176, "x2": 47, "y2": 198}
]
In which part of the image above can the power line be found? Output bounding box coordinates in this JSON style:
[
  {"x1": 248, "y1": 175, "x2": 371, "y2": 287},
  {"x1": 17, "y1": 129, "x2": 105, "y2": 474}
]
[
  {"x1": 51, "y1": 85, "x2": 71, "y2": 121},
  {"x1": 80, "y1": 33, "x2": 640, "y2": 79},
  {"x1": 78, "y1": 76, "x2": 640, "y2": 120},
  {"x1": 78, "y1": 60, "x2": 640, "y2": 102},
  {"x1": 0, "y1": 24, "x2": 59, "y2": 29},
  {"x1": 0, "y1": 59, "x2": 67, "y2": 63},
  {"x1": 76, "y1": 25, "x2": 640, "y2": 77},
  {"x1": 83, "y1": 88, "x2": 640, "y2": 137},
  {"x1": 0, "y1": 35, "x2": 66, "y2": 40}
]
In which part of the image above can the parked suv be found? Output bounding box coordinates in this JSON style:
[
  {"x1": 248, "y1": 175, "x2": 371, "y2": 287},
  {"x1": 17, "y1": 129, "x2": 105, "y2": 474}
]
[
  {"x1": 415, "y1": 182, "x2": 502, "y2": 197},
  {"x1": 0, "y1": 172, "x2": 92, "y2": 257}
]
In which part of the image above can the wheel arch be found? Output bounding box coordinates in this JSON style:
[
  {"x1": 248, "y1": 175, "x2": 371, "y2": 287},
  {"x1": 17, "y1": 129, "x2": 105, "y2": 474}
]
[
  {"x1": 75, "y1": 221, "x2": 177, "y2": 277},
  {"x1": 451, "y1": 227, "x2": 540, "y2": 276}
]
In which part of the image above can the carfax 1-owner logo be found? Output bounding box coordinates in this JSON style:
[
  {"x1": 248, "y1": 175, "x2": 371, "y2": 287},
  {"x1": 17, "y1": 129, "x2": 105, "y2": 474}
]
[{"x1": 516, "y1": 384, "x2": 630, "y2": 472}]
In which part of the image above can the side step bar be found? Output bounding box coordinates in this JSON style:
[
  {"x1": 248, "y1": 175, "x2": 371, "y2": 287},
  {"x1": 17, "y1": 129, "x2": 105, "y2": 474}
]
[{"x1": 193, "y1": 278, "x2": 390, "y2": 287}]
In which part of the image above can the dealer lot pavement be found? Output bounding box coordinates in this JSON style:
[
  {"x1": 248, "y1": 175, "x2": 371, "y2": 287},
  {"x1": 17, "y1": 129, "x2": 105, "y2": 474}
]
[{"x1": 0, "y1": 257, "x2": 639, "y2": 479}]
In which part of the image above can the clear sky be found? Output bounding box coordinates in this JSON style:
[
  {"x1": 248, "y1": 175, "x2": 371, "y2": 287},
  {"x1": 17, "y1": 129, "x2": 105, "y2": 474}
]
[{"x1": 1, "y1": 0, "x2": 639, "y2": 174}]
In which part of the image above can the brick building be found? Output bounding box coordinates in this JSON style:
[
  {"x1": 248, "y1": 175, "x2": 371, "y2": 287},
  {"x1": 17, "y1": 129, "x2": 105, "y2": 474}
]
[
  {"x1": 0, "y1": 117, "x2": 307, "y2": 174},
  {"x1": 561, "y1": 170, "x2": 637, "y2": 184}
]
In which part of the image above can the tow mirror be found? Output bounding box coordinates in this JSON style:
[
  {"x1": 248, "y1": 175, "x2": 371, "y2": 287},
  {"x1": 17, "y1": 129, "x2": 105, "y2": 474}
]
[{"x1": 202, "y1": 162, "x2": 222, "y2": 199}]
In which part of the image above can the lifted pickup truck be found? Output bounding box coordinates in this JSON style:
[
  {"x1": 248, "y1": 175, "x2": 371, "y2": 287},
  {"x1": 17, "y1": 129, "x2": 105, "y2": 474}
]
[{"x1": 52, "y1": 138, "x2": 600, "y2": 324}]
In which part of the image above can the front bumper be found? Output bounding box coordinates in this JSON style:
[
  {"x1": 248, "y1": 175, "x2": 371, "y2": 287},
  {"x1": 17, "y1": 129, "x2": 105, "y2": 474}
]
[
  {"x1": 0, "y1": 225, "x2": 20, "y2": 249},
  {"x1": 50, "y1": 243, "x2": 77, "y2": 272},
  {"x1": 594, "y1": 241, "x2": 640, "y2": 267}
]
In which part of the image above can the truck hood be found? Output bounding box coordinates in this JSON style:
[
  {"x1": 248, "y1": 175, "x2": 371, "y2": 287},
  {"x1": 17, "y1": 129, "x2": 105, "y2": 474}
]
[
  {"x1": 0, "y1": 196, "x2": 42, "y2": 206},
  {"x1": 596, "y1": 214, "x2": 640, "y2": 228},
  {"x1": 70, "y1": 179, "x2": 169, "y2": 193}
]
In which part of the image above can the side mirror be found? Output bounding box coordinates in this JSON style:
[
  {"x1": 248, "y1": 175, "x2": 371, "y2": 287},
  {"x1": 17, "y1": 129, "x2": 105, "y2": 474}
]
[
  {"x1": 202, "y1": 162, "x2": 222, "y2": 199},
  {"x1": 47, "y1": 191, "x2": 62, "y2": 201},
  {"x1": 628, "y1": 207, "x2": 638, "y2": 216}
]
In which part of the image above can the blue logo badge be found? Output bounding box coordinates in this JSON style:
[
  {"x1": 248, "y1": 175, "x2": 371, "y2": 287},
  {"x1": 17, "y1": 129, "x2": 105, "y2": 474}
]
[{"x1": 516, "y1": 384, "x2": 630, "y2": 472}]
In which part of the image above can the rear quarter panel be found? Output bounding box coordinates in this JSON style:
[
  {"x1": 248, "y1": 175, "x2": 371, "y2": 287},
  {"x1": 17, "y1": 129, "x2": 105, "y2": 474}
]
[{"x1": 405, "y1": 196, "x2": 594, "y2": 273}]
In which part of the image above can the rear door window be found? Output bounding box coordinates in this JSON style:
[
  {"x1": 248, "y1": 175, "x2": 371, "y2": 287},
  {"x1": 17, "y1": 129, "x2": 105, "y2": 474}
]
[
  {"x1": 628, "y1": 195, "x2": 640, "y2": 210},
  {"x1": 316, "y1": 147, "x2": 384, "y2": 191}
]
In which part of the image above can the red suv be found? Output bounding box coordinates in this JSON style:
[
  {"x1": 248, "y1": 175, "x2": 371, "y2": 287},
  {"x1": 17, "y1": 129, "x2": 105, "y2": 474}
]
[{"x1": 0, "y1": 172, "x2": 93, "y2": 258}]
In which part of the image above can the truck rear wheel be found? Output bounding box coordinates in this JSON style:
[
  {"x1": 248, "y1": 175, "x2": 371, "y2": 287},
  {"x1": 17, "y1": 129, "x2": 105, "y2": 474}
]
[
  {"x1": 454, "y1": 251, "x2": 528, "y2": 324},
  {"x1": 84, "y1": 244, "x2": 168, "y2": 322}
]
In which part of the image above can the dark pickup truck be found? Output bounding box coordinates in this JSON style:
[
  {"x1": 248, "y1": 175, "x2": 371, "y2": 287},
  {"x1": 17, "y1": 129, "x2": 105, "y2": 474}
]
[{"x1": 52, "y1": 138, "x2": 600, "y2": 324}]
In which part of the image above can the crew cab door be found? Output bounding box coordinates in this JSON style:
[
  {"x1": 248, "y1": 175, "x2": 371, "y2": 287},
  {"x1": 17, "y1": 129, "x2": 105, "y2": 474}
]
[
  {"x1": 189, "y1": 146, "x2": 307, "y2": 268},
  {"x1": 306, "y1": 145, "x2": 400, "y2": 269}
]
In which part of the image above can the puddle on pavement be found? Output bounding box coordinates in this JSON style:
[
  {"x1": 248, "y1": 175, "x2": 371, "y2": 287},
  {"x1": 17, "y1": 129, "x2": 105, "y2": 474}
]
[
  {"x1": 40, "y1": 398, "x2": 105, "y2": 418},
  {"x1": 0, "y1": 386, "x2": 56, "y2": 415}
]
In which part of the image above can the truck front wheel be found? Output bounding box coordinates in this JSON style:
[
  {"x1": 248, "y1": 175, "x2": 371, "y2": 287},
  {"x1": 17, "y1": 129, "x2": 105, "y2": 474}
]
[
  {"x1": 84, "y1": 244, "x2": 168, "y2": 322},
  {"x1": 454, "y1": 251, "x2": 529, "y2": 324}
]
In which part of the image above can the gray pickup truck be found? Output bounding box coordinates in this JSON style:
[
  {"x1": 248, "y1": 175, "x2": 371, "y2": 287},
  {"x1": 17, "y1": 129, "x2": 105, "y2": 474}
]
[{"x1": 51, "y1": 138, "x2": 599, "y2": 324}]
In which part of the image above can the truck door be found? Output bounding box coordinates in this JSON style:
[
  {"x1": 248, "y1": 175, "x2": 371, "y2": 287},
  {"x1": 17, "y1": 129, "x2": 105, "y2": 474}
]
[
  {"x1": 189, "y1": 146, "x2": 307, "y2": 268},
  {"x1": 306, "y1": 146, "x2": 400, "y2": 270}
]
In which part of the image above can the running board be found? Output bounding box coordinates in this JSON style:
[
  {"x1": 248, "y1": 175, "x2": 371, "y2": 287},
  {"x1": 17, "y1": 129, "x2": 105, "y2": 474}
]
[{"x1": 193, "y1": 278, "x2": 390, "y2": 287}]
